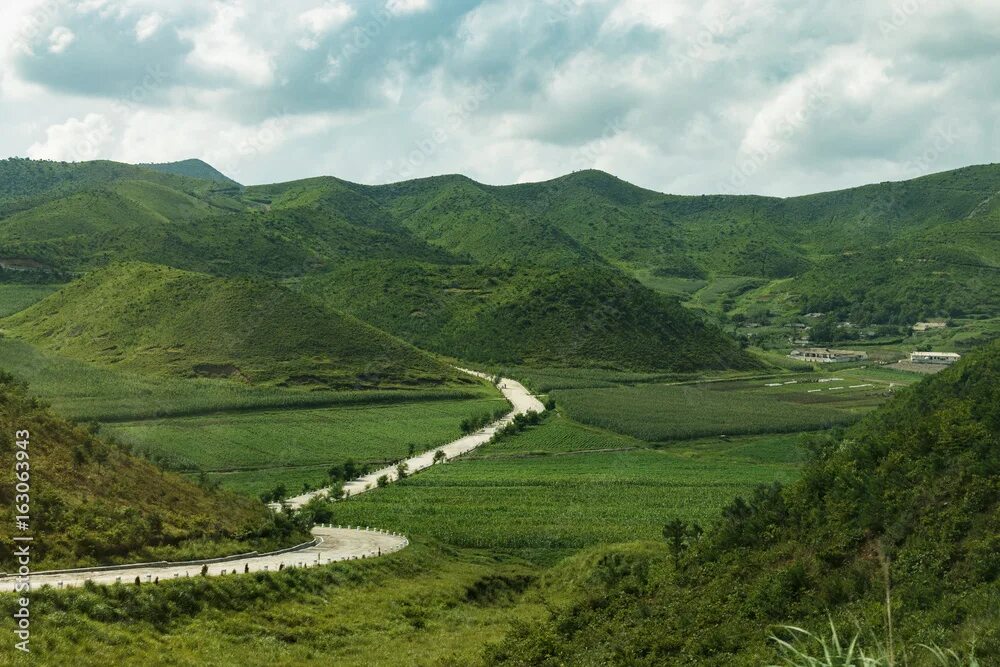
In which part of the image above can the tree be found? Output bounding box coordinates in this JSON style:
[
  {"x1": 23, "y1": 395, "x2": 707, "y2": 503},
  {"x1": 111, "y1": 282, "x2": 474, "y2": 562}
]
[
  {"x1": 343, "y1": 459, "x2": 358, "y2": 480},
  {"x1": 407, "y1": 443, "x2": 416, "y2": 457},
  {"x1": 433, "y1": 450, "x2": 446, "y2": 465},
  {"x1": 662, "y1": 519, "x2": 702, "y2": 569},
  {"x1": 377, "y1": 475, "x2": 389, "y2": 488},
  {"x1": 396, "y1": 462, "x2": 408, "y2": 479}
]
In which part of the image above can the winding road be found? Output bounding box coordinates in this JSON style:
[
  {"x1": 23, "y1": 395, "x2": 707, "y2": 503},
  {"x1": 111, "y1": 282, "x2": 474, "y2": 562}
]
[
  {"x1": 284, "y1": 372, "x2": 545, "y2": 509},
  {"x1": 3, "y1": 372, "x2": 542, "y2": 591}
]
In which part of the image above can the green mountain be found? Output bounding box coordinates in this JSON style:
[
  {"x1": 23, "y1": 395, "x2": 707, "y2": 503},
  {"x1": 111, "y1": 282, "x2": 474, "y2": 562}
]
[
  {"x1": 2, "y1": 262, "x2": 461, "y2": 388},
  {"x1": 490, "y1": 341, "x2": 1000, "y2": 664},
  {"x1": 139, "y1": 158, "x2": 241, "y2": 187},
  {"x1": 6, "y1": 156, "x2": 1000, "y2": 371},
  {"x1": 0, "y1": 374, "x2": 305, "y2": 569}
]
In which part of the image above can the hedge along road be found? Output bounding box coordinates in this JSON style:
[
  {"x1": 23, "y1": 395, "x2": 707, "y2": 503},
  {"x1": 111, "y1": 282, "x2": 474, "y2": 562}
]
[
  {"x1": 283, "y1": 372, "x2": 546, "y2": 510},
  {"x1": 0, "y1": 526, "x2": 407, "y2": 592}
]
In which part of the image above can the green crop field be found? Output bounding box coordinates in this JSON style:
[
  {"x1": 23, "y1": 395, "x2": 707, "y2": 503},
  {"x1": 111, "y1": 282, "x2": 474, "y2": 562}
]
[
  {"x1": 551, "y1": 371, "x2": 913, "y2": 442},
  {"x1": 0, "y1": 282, "x2": 62, "y2": 316},
  {"x1": 0, "y1": 338, "x2": 492, "y2": 422},
  {"x1": 104, "y1": 396, "x2": 509, "y2": 495},
  {"x1": 331, "y1": 416, "x2": 804, "y2": 562}
]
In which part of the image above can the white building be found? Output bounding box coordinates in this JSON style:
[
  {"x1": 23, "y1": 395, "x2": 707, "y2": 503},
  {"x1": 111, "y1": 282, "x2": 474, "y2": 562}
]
[
  {"x1": 912, "y1": 321, "x2": 947, "y2": 332},
  {"x1": 789, "y1": 348, "x2": 868, "y2": 363},
  {"x1": 909, "y1": 351, "x2": 961, "y2": 365}
]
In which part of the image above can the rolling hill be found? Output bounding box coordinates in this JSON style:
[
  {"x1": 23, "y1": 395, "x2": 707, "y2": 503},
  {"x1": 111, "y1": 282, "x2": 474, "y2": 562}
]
[
  {"x1": 302, "y1": 260, "x2": 753, "y2": 370},
  {"x1": 4, "y1": 156, "x2": 1000, "y2": 372},
  {"x1": 2, "y1": 262, "x2": 462, "y2": 388}
]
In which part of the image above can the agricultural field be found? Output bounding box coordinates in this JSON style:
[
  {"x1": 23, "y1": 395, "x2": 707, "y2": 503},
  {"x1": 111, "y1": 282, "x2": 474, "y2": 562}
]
[
  {"x1": 104, "y1": 396, "x2": 509, "y2": 496},
  {"x1": 0, "y1": 282, "x2": 62, "y2": 316},
  {"x1": 0, "y1": 337, "x2": 492, "y2": 421},
  {"x1": 552, "y1": 369, "x2": 916, "y2": 442},
  {"x1": 332, "y1": 416, "x2": 804, "y2": 563}
]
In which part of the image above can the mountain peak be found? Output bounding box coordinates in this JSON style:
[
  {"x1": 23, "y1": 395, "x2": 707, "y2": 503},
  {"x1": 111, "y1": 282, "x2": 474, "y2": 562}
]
[{"x1": 138, "y1": 158, "x2": 241, "y2": 187}]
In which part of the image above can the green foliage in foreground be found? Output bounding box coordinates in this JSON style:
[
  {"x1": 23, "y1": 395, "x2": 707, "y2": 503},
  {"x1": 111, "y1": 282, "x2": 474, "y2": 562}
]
[
  {"x1": 0, "y1": 376, "x2": 308, "y2": 570},
  {"x1": 486, "y1": 341, "x2": 1000, "y2": 665},
  {"x1": 0, "y1": 541, "x2": 544, "y2": 666},
  {"x1": 770, "y1": 622, "x2": 980, "y2": 667},
  {"x1": 3, "y1": 262, "x2": 461, "y2": 388}
]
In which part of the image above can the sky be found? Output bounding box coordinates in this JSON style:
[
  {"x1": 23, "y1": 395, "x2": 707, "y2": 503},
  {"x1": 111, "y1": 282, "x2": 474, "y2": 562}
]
[{"x1": 1, "y1": 0, "x2": 998, "y2": 195}]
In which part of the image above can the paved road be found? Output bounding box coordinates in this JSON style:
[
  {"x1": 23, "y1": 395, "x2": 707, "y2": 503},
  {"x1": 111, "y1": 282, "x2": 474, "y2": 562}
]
[
  {"x1": 0, "y1": 526, "x2": 407, "y2": 592},
  {"x1": 284, "y1": 372, "x2": 545, "y2": 509},
  {"x1": 3, "y1": 370, "x2": 541, "y2": 592}
]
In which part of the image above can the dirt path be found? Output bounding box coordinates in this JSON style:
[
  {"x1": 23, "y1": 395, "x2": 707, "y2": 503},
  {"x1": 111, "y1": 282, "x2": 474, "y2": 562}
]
[
  {"x1": 284, "y1": 372, "x2": 545, "y2": 509},
  {"x1": 0, "y1": 526, "x2": 407, "y2": 592}
]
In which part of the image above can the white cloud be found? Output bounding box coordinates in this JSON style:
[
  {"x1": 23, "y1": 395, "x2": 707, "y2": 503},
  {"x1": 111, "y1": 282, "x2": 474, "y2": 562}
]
[
  {"x1": 179, "y1": 3, "x2": 273, "y2": 87},
  {"x1": 47, "y1": 26, "x2": 74, "y2": 53},
  {"x1": 134, "y1": 13, "x2": 164, "y2": 41},
  {"x1": 4, "y1": 0, "x2": 1000, "y2": 194},
  {"x1": 26, "y1": 113, "x2": 114, "y2": 161},
  {"x1": 297, "y1": 2, "x2": 355, "y2": 49},
  {"x1": 386, "y1": 0, "x2": 430, "y2": 16}
]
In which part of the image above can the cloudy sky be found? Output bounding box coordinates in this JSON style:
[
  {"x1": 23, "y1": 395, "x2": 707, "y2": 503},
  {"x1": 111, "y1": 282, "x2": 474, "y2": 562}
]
[{"x1": 1, "y1": 0, "x2": 998, "y2": 195}]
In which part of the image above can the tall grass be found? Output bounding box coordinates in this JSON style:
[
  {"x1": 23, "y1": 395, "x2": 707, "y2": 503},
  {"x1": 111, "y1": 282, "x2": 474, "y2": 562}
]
[{"x1": 770, "y1": 622, "x2": 979, "y2": 667}]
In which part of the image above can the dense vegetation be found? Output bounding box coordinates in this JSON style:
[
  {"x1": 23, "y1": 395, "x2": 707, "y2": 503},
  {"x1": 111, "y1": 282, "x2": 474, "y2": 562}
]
[
  {"x1": 0, "y1": 375, "x2": 308, "y2": 570},
  {"x1": 3, "y1": 262, "x2": 461, "y2": 388},
  {"x1": 486, "y1": 340, "x2": 1000, "y2": 665}
]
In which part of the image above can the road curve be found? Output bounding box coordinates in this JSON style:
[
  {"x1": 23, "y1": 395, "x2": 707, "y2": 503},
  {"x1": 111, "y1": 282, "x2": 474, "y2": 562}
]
[
  {"x1": 0, "y1": 526, "x2": 407, "y2": 592},
  {"x1": 3, "y1": 371, "x2": 540, "y2": 592},
  {"x1": 284, "y1": 372, "x2": 545, "y2": 510}
]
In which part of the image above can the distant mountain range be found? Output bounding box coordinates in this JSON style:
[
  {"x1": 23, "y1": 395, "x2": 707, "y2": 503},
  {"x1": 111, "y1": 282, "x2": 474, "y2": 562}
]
[{"x1": 1, "y1": 155, "x2": 998, "y2": 376}]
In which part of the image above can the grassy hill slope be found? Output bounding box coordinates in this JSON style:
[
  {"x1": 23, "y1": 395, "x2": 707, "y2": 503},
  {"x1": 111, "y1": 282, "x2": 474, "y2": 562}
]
[
  {"x1": 490, "y1": 341, "x2": 1000, "y2": 664},
  {"x1": 0, "y1": 374, "x2": 307, "y2": 569},
  {"x1": 3, "y1": 263, "x2": 460, "y2": 388}
]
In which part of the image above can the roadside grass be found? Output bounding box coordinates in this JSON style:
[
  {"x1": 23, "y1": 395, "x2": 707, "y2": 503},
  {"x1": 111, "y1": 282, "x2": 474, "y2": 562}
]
[
  {"x1": 331, "y1": 416, "x2": 803, "y2": 563},
  {"x1": 104, "y1": 397, "x2": 509, "y2": 495},
  {"x1": 551, "y1": 372, "x2": 912, "y2": 441},
  {"x1": 0, "y1": 541, "x2": 545, "y2": 667}
]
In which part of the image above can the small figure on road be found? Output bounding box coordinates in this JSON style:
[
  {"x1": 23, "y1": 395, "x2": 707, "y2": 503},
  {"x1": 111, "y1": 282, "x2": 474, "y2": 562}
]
[{"x1": 245, "y1": 563, "x2": 249, "y2": 573}]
